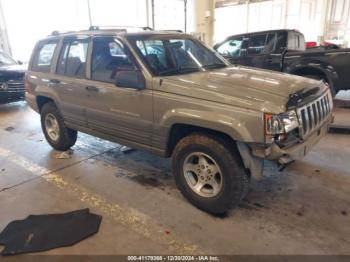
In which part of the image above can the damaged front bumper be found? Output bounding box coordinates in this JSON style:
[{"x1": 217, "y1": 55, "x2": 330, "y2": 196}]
[{"x1": 237, "y1": 116, "x2": 332, "y2": 179}]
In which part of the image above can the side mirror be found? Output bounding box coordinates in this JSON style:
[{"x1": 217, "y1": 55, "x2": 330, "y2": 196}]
[
  {"x1": 17, "y1": 60, "x2": 23, "y2": 65},
  {"x1": 115, "y1": 70, "x2": 145, "y2": 90}
]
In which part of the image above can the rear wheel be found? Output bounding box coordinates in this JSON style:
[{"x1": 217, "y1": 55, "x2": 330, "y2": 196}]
[
  {"x1": 172, "y1": 133, "x2": 249, "y2": 215},
  {"x1": 40, "y1": 102, "x2": 77, "y2": 151}
]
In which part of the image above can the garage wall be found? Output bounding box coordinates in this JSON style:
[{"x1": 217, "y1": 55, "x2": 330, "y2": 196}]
[
  {"x1": 1, "y1": 0, "x2": 148, "y2": 62},
  {"x1": 2, "y1": 0, "x2": 91, "y2": 61},
  {"x1": 325, "y1": 0, "x2": 350, "y2": 46},
  {"x1": 88, "y1": 0, "x2": 147, "y2": 28},
  {"x1": 152, "y1": 0, "x2": 195, "y2": 33},
  {"x1": 0, "y1": 0, "x2": 11, "y2": 55},
  {"x1": 214, "y1": 0, "x2": 329, "y2": 44},
  {"x1": 1, "y1": 0, "x2": 192, "y2": 62}
]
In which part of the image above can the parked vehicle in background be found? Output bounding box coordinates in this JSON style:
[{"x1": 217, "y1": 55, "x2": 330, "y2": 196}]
[
  {"x1": 306, "y1": 41, "x2": 340, "y2": 50},
  {"x1": 214, "y1": 29, "x2": 350, "y2": 96},
  {"x1": 26, "y1": 28, "x2": 333, "y2": 214},
  {"x1": 0, "y1": 51, "x2": 26, "y2": 103}
]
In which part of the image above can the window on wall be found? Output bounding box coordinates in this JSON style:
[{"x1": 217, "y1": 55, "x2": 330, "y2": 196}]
[
  {"x1": 57, "y1": 39, "x2": 89, "y2": 78},
  {"x1": 32, "y1": 41, "x2": 58, "y2": 73},
  {"x1": 91, "y1": 37, "x2": 136, "y2": 83}
]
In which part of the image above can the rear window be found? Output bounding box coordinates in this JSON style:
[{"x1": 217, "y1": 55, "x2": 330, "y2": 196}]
[
  {"x1": 56, "y1": 39, "x2": 89, "y2": 78},
  {"x1": 31, "y1": 41, "x2": 58, "y2": 73},
  {"x1": 287, "y1": 32, "x2": 306, "y2": 51}
]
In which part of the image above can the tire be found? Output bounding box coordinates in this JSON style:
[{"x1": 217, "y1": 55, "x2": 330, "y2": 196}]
[
  {"x1": 40, "y1": 102, "x2": 77, "y2": 151},
  {"x1": 172, "y1": 133, "x2": 249, "y2": 215},
  {"x1": 304, "y1": 74, "x2": 337, "y2": 97}
]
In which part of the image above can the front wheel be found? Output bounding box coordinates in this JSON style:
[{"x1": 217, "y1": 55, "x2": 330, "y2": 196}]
[
  {"x1": 40, "y1": 102, "x2": 77, "y2": 151},
  {"x1": 172, "y1": 133, "x2": 249, "y2": 215}
]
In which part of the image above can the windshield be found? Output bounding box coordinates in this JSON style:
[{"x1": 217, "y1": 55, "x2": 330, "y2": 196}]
[
  {"x1": 0, "y1": 52, "x2": 17, "y2": 66},
  {"x1": 131, "y1": 37, "x2": 227, "y2": 76}
]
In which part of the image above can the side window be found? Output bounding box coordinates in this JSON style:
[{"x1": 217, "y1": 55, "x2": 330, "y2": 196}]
[
  {"x1": 216, "y1": 37, "x2": 243, "y2": 58},
  {"x1": 248, "y1": 34, "x2": 267, "y2": 55},
  {"x1": 136, "y1": 40, "x2": 168, "y2": 72},
  {"x1": 168, "y1": 40, "x2": 198, "y2": 68},
  {"x1": 264, "y1": 34, "x2": 276, "y2": 53},
  {"x1": 56, "y1": 39, "x2": 89, "y2": 78},
  {"x1": 287, "y1": 32, "x2": 306, "y2": 51},
  {"x1": 32, "y1": 41, "x2": 58, "y2": 73},
  {"x1": 91, "y1": 37, "x2": 137, "y2": 83},
  {"x1": 275, "y1": 32, "x2": 286, "y2": 53}
]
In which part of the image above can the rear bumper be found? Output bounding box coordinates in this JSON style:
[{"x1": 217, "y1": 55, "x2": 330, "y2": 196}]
[
  {"x1": 253, "y1": 116, "x2": 332, "y2": 164},
  {"x1": 25, "y1": 92, "x2": 39, "y2": 112}
]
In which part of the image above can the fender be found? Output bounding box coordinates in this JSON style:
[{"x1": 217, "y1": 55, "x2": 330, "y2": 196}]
[
  {"x1": 35, "y1": 84, "x2": 61, "y2": 110},
  {"x1": 284, "y1": 58, "x2": 339, "y2": 89},
  {"x1": 160, "y1": 108, "x2": 264, "y2": 143}
]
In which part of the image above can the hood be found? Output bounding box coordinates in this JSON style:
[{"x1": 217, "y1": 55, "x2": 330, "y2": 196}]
[
  {"x1": 0, "y1": 63, "x2": 27, "y2": 81},
  {"x1": 0, "y1": 63, "x2": 27, "y2": 73},
  {"x1": 159, "y1": 66, "x2": 326, "y2": 114}
]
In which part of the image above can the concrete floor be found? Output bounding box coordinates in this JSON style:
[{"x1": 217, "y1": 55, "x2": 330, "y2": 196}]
[{"x1": 0, "y1": 101, "x2": 349, "y2": 255}]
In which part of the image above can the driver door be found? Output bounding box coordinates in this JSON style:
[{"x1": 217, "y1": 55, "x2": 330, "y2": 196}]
[{"x1": 85, "y1": 36, "x2": 153, "y2": 147}]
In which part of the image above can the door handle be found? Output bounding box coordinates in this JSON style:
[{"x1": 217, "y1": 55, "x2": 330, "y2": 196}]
[
  {"x1": 86, "y1": 86, "x2": 99, "y2": 92},
  {"x1": 49, "y1": 79, "x2": 60, "y2": 84}
]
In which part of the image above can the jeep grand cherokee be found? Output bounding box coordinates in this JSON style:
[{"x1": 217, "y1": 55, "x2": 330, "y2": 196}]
[{"x1": 25, "y1": 28, "x2": 333, "y2": 214}]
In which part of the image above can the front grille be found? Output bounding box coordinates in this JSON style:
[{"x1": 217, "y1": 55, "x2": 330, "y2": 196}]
[
  {"x1": 297, "y1": 90, "x2": 332, "y2": 139},
  {"x1": 0, "y1": 80, "x2": 25, "y2": 92},
  {"x1": 8, "y1": 80, "x2": 25, "y2": 90}
]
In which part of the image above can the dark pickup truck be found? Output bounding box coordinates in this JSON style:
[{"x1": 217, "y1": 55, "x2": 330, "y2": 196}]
[{"x1": 214, "y1": 29, "x2": 350, "y2": 96}]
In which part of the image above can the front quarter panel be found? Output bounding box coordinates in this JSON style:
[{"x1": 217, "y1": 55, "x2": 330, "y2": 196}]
[{"x1": 152, "y1": 81, "x2": 265, "y2": 151}]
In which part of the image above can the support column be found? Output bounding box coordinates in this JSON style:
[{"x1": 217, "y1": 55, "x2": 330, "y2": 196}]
[
  {"x1": 0, "y1": 0, "x2": 11, "y2": 55},
  {"x1": 193, "y1": 0, "x2": 215, "y2": 46}
]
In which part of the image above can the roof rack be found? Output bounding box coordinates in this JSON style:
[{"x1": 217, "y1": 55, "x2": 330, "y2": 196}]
[
  {"x1": 88, "y1": 25, "x2": 153, "y2": 32},
  {"x1": 159, "y1": 30, "x2": 183, "y2": 33},
  {"x1": 49, "y1": 26, "x2": 183, "y2": 37},
  {"x1": 50, "y1": 30, "x2": 75, "y2": 36}
]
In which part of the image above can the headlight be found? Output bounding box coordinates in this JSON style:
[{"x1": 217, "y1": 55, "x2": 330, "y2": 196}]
[
  {"x1": 0, "y1": 82, "x2": 8, "y2": 90},
  {"x1": 264, "y1": 111, "x2": 299, "y2": 137}
]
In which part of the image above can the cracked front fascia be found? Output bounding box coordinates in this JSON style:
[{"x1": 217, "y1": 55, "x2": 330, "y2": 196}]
[{"x1": 236, "y1": 142, "x2": 265, "y2": 180}]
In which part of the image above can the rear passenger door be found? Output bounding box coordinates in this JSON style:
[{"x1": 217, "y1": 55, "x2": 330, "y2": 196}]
[{"x1": 53, "y1": 36, "x2": 90, "y2": 127}]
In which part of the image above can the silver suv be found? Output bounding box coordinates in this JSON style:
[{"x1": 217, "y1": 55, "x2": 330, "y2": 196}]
[{"x1": 26, "y1": 28, "x2": 333, "y2": 214}]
